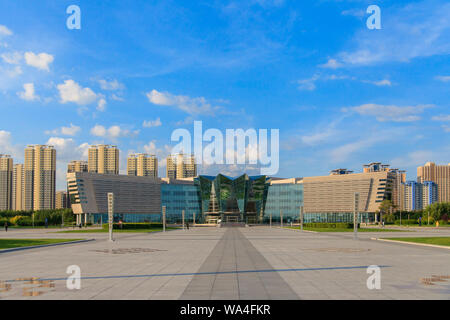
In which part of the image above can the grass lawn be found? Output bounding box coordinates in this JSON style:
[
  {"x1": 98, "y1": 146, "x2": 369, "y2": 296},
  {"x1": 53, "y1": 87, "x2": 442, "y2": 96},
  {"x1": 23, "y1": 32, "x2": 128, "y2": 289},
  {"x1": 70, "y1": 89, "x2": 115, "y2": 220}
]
[
  {"x1": 0, "y1": 239, "x2": 81, "y2": 249},
  {"x1": 56, "y1": 227, "x2": 178, "y2": 233},
  {"x1": 9, "y1": 225, "x2": 68, "y2": 229},
  {"x1": 384, "y1": 237, "x2": 450, "y2": 246},
  {"x1": 286, "y1": 227, "x2": 403, "y2": 232}
]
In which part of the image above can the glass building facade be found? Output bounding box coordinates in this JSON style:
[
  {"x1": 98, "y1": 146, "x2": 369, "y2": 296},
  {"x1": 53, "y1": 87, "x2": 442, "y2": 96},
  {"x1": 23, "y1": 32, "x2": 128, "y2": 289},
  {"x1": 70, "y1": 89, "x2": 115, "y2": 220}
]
[
  {"x1": 195, "y1": 174, "x2": 268, "y2": 223},
  {"x1": 264, "y1": 183, "x2": 303, "y2": 223},
  {"x1": 161, "y1": 183, "x2": 202, "y2": 223}
]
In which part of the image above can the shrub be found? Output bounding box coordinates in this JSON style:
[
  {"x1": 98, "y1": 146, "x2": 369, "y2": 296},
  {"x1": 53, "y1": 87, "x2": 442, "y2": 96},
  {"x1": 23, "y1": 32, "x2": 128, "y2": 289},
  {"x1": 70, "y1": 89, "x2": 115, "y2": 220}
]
[
  {"x1": 303, "y1": 223, "x2": 354, "y2": 229},
  {"x1": 102, "y1": 222, "x2": 163, "y2": 230},
  {"x1": 9, "y1": 215, "x2": 25, "y2": 225},
  {"x1": 0, "y1": 210, "x2": 33, "y2": 218},
  {"x1": 394, "y1": 219, "x2": 418, "y2": 225}
]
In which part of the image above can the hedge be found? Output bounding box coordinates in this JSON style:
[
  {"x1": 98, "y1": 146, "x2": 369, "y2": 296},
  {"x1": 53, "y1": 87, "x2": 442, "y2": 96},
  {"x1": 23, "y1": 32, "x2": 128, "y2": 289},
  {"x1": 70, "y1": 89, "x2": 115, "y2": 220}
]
[
  {"x1": 303, "y1": 223, "x2": 355, "y2": 229},
  {"x1": 102, "y1": 223, "x2": 163, "y2": 230},
  {"x1": 394, "y1": 219, "x2": 419, "y2": 225}
]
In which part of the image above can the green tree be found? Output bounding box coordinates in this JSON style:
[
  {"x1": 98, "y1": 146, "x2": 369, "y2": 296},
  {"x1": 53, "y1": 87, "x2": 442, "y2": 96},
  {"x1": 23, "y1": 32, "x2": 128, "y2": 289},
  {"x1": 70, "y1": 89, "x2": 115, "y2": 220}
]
[
  {"x1": 423, "y1": 202, "x2": 450, "y2": 222},
  {"x1": 378, "y1": 200, "x2": 393, "y2": 223}
]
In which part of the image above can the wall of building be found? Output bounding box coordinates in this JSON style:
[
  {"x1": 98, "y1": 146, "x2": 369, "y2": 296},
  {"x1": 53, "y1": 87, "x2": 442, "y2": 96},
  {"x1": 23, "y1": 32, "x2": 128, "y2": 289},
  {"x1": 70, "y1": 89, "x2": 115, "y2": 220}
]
[{"x1": 303, "y1": 171, "x2": 391, "y2": 214}]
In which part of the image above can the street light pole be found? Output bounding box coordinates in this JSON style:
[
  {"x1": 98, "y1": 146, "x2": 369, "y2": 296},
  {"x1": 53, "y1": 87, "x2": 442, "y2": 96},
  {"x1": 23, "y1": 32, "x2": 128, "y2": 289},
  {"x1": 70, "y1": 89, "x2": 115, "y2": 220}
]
[
  {"x1": 354, "y1": 192, "x2": 360, "y2": 240},
  {"x1": 162, "y1": 206, "x2": 166, "y2": 232},
  {"x1": 182, "y1": 210, "x2": 185, "y2": 231},
  {"x1": 300, "y1": 206, "x2": 304, "y2": 231},
  {"x1": 269, "y1": 212, "x2": 272, "y2": 228},
  {"x1": 107, "y1": 193, "x2": 114, "y2": 242},
  {"x1": 280, "y1": 210, "x2": 283, "y2": 228}
]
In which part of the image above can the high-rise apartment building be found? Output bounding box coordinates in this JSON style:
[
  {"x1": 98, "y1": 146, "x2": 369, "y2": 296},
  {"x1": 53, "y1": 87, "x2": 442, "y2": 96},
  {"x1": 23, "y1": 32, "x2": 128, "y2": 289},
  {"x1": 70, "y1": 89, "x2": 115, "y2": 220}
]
[
  {"x1": 55, "y1": 191, "x2": 69, "y2": 209},
  {"x1": 417, "y1": 162, "x2": 450, "y2": 203},
  {"x1": 23, "y1": 145, "x2": 56, "y2": 211},
  {"x1": 422, "y1": 181, "x2": 438, "y2": 207},
  {"x1": 88, "y1": 145, "x2": 119, "y2": 174},
  {"x1": 127, "y1": 154, "x2": 158, "y2": 178},
  {"x1": 67, "y1": 160, "x2": 88, "y2": 173},
  {"x1": 402, "y1": 181, "x2": 422, "y2": 211},
  {"x1": 0, "y1": 154, "x2": 13, "y2": 210},
  {"x1": 12, "y1": 164, "x2": 24, "y2": 211},
  {"x1": 402, "y1": 180, "x2": 438, "y2": 211},
  {"x1": 166, "y1": 153, "x2": 196, "y2": 179}
]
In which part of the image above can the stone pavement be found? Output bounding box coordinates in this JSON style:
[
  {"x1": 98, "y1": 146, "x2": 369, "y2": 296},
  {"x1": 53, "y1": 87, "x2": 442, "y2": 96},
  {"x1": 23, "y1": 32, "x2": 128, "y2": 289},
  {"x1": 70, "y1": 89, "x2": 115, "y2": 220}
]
[{"x1": 0, "y1": 226, "x2": 449, "y2": 299}]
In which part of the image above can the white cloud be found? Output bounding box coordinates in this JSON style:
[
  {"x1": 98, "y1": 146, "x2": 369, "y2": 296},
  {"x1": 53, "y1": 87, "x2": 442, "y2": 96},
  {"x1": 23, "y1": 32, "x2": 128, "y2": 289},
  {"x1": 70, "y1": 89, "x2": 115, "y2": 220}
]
[
  {"x1": 97, "y1": 98, "x2": 107, "y2": 111},
  {"x1": 442, "y1": 125, "x2": 450, "y2": 133},
  {"x1": 146, "y1": 89, "x2": 217, "y2": 115},
  {"x1": 363, "y1": 79, "x2": 392, "y2": 86},
  {"x1": 390, "y1": 150, "x2": 436, "y2": 168},
  {"x1": 46, "y1": 137, "x2": 89, "y2": 160},
  {"x1": 90, "y1": 124, "x2": 138, "y2": 140},
  {"x1": 435, "y1": 75, "x2": 450, "y2": 82},
  {"x1": 0, "y1": 25, "x2": 12, "y2": 36},
  {"x1": 342, "y1": 103, "x2": 433, "y2": 122},
  {"x1": 325, "y1": 74, "x2": 350, "y2": 81},
  {"x1": 57, "y1": 80, "x2": 98, "y2": 105},
  {"x1": 98, "y1": 79, "x2": 124, "y2": 91},
  {"x1": 329, "y1": 132, "x2": 392, "y2": 163},
  {"x1": 1, "y1": 51, "x2": 21, "y2": 64},
  {"x1": 0, "y1": 65, "x2": 23, "y2": 81},
  {"x1": 17, "y1": 83, "x2": 39, "y2": 101},
  {"x1": 111, "y1": 93, "x2": 125, "y2": 101},
  {"x1": 45, "y1": 124, "x2": 81, "y2": 136},
  {"x1": 175, "y1": 116, "x2": 194, "y2": 126},
  {"x1": 0, "y1": 130, "x2": 20, "y2": 157},
  {"x1": 90, "y1": 124, "x2": 106, "y2": 137},
  {"x1": 341, "y1": 9, "x2": 365, "y2": 18},
  {"x1": 297, "y1": 74, "x2": 319, "y2": 91},
  {"x1": 301, "y1": 130, "x2": 335, "y2": 146},
  {"x1": 337, "y1": 2, "x2": 450, "y2": 66},
  {"x1": 319, "y1": 59, "x2": 342, "y2": 69},
  {"x1": 431, "y1": 115, "x2": 450, "y2": 121},
  {"x1": 143, "y1": 118, "x2": 162, "y2": 128},
  {"x1": 24, "y1": 52, "x2": 54, "y2": 71}
]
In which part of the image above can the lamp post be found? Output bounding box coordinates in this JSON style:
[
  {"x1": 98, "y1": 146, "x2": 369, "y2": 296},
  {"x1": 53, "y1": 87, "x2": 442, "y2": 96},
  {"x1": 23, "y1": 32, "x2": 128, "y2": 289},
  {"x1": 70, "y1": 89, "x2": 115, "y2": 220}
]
[
  {"x1": 162, "y1": 206, "x2": 166, "y2": 232},
  {"x1": 182, "y1": 210, "x2": 185, "y2": 231},
  {"x1": 107, "y1": 193, "x2": 114, "y2": 242},
  {"x1": 269, "y1": 212, "x2": 272, "y2": 228},
  {"x1": 280, "y1": 210, "x2": 283, "y2": 228},
  {"x1": 193, "y1": 212, "x2": 196, "y2": 226},
  {"x1": 300, "y1": 206, "x2": 304, "y2": 231},
  {"x1": 354, "y1": 192, "x2": 360, "y2": 240}
]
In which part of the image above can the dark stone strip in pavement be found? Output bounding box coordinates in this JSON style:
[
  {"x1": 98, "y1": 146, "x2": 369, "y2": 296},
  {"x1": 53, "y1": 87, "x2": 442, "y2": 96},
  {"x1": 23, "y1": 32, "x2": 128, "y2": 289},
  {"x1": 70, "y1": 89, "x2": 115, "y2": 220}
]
[{"x1": 179, "y1": 228, "x2": 299, "y2": 300}]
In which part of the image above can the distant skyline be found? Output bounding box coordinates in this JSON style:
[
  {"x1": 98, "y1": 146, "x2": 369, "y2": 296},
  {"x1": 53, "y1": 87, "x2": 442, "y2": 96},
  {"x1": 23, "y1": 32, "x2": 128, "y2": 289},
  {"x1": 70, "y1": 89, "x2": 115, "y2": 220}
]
[{"x1": 0, "y1": 0, "x2": 449, "y2": 190}]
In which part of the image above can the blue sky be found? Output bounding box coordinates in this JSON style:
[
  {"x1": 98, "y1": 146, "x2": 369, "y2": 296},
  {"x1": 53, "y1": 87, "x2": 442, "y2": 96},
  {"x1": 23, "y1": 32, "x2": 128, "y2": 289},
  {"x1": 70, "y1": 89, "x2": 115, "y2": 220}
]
[{"x1": 0, "y1": 0, "x2": 449, "y2": 190}]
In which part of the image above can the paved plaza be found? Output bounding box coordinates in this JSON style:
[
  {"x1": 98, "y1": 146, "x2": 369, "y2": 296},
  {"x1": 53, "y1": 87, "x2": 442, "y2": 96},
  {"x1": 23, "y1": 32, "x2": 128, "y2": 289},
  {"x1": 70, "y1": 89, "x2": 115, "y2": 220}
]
[{"x1": 0, "y1": 226, "x2": 449, "y2": 299}]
